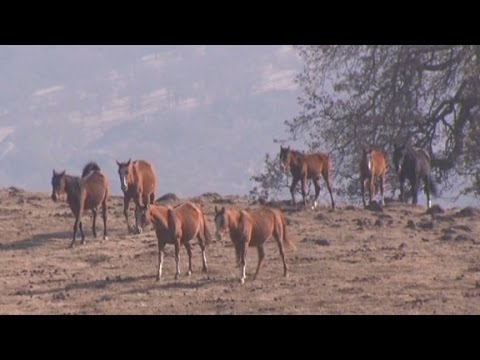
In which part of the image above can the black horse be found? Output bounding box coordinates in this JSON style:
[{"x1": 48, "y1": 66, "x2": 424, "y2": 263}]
[{"x1": 393, "y1": 142, "x2": 437, "y2": 208}]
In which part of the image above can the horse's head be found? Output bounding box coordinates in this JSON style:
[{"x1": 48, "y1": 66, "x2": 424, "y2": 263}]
[
  {"x1": 116, "y1": 158, "x2": 131, "y2": 193},
  {"x1": 134, "y1": 203, "x2": 151, "y2": 234},
  {"x1": 214, "y1": 206, "x2": 228, "y2": 241},
  {"x1": 393, "y1": 143, "x2": 407, "y2": 174},
  {"x1": 279, "y1": 146, "x2": 291, "y2": 172},
  {"x1": 51, "y1": 169, "x2": 66, "y2": 202},
  {"x1": 362, "y1": 147, "x2": 373, "y2": 172}
]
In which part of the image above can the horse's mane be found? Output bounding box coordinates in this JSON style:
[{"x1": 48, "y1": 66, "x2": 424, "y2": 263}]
[{"x1": 82, "y1": 162, "x2": 101, "y2": 178}]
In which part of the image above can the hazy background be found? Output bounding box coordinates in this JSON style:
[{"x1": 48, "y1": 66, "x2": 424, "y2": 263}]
[
  {"x1": 0, "y1": 45, "x2": 476, "y2": 207},
  {"x1": 0, "y1": 45, "x2": 302, "y2": 197}
]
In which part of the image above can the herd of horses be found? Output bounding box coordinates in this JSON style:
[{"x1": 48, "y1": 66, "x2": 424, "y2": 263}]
[{"x1": 50, "y1": 141, "x2": 437, "y2": 283}]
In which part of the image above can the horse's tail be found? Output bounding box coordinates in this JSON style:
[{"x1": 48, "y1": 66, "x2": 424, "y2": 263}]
[
  {"x1": 202, "y1": 212, "x2": 212, "y2": 246},
  {"x1": 280, "y1": 213, "x2": 296, "y2": 250},
  {"x1": 82, "y1": 162, "x2": 101, "y2": 177},
  {"x1": 167, "y1": 208, "x2": 178, "y2": 241}
]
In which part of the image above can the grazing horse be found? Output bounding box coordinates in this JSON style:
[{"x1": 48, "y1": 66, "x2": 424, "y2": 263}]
[
  {"x1": 279, "y1": 146, "x2": 335, "y2": 209},
  {"x1": 51, "y1": 162, "x2": 109, "y2": 247},
  {"x1": 393, "y1": 142, "x2": 437, "y2": 208},
  {"x1": 214, "y1": 206, "x2": 295, "y2": 284},
  {"x1": 359, "y1": 146, "x2": 387, "y2": 208},
  {"x1": 116, "y1": 159, "x2": 156, "y2": 233},
  {"x1": 135, "y1": 202, "x2": 211, "y2": 281}
]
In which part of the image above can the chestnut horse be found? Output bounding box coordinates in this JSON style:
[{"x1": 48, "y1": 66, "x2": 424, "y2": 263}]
[
  {"x1": 214, "y1": 206, "x2": 295, "y2": 284},
  {"x1": 279, "y1": 146, "x2": 335, "y2": 209},
  {"x1": 51, "y1": 162, "x2": 109, "y2": 247},
  {"x1": 135, "y1": 202, "x2": 211, "y2": 281},
  {"x1": 116, "y1": 159, "x2": 156, "y2": 233},
  {"x1": 359, "y1": 146, "x2": 387, "y2": 208}
]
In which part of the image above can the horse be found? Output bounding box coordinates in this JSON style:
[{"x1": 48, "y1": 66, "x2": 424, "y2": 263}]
[
  {"x1": 51, "y1": 162, "x2": 109, "y2": 247},
  {"x1": 116, "y1": 159, "x2": 156, "y2": 233},
  {"x1": 214, "y1": 206, "x2": 296, "y2": 284},
  {"x1": 359, "y1": 146, "x2": 387, "y2": 208},
  {"x1": 135, "y1": 202, "x2": 211, "y2": 281},
  {"x1": 393, "y1": 142, "x2": 437, "y2": 208},
  {"x1": 279, "y1": 146, "x2": 335, "y2": 210}
]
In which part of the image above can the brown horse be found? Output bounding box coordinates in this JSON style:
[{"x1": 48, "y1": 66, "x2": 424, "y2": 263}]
[
  {"x1": 116, "y1": 159, "x2": 156, "y2": 233},
  {"x1": 51, "y1": 162, "x2": 109, "y2": 247},
  {"x1": 359, "y1": 146, "x2": 387, "y2": 208},
  {"x1": 135, "y1": 202, "x2": 211, "y2": 281},
  {"x1": 214, "y1": 206, "x2": 295, "y2": 284},
  {"x1": 279, "y1": 146, "x2": 335, "y2": 209}
]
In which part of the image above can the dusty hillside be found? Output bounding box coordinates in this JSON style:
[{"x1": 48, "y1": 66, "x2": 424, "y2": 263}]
[{"x1": 0, "y1": 187, "x2": 479, "y2": 314}]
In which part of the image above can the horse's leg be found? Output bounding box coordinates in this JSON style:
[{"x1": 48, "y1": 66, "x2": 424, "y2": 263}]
[
  {"x1": 91, "y1": 207, "x2": 97, "y2": 238},
  {"x1": 157, "y1": 240, "x2": 166, "y2": 281},
  {"x1": 252, "y1": 244, "x2": 265, "y2": 281},
  {"x1": 79, "y1": 221, "x2": 85, "y2": 245},
  {"x1": 174, "y1": 239, "x2": 181, "y2": 280},
  {"x1": 369, "y1": 176, "x2": 375, "y2": 205},
  {"x1": 300, "y1": 176, "x2": 307, "y2": 208},
  {"x1": 361, "y1": 176, "x2": 367, "y2": 208},
  {"x1": 123, "y1": 194, "x2": 132, "y2": 233},
  {"x1": 323, "y1": 171, "x2": 335, "y2": 210},
  {"x1": 380, "y1": 174, "x2": 385, "y2": 206},
  {"x1": 312, "y1": 178, "x2": 321, "y2": 210},
  {"x1": 71, "y1": 217, "x2": 79, "y2": 248},
  {"x1": 239, "y1": 240, "x2": 248, "y2": 284},
  {"x1": 411, "y1": 177, "x2": 419, "y2": 206},
  {"x1": 290, "y1": 177, "x2": 299, "y2": 205},
  {"x1": 185, "y1": 242, "x2": 193, "y2": 276},
  {"x1": 399, "y1": 177, "x2": 405, "y2": 203},
  {"x1": 197, "y1": 232, "x2": 208, "y2": 272},
  {"x1": 102, "y1": 197, "x2": 108, "y2": 240},
  {"x1": 424, "y1": 175, "x2": 431, "y2": 208},
  {"x1": 234, "y1": 240, "x2": 242, "y2": 267}
]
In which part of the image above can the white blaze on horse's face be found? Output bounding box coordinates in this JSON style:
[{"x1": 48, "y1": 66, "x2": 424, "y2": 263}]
[{"x1": 118, "y1": 166, "x2": 128, "y2": 192}]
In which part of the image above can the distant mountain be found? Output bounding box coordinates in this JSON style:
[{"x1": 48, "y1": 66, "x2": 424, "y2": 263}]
[{"x1": 0, "y1": 45, "x2": 302, "y2": 197}]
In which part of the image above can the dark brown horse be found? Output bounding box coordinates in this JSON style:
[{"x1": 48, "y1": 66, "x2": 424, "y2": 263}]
[
  {"x1": 393, "y1": 142, "x2": 437, "y2": 208},
  {"x1": 279, "y1": 146, "x2": 335, "y2": 209},
  {"x1": 135, "y1": 202, "x2": 211, "y2": 281},
  {"x1": 214, "y1": 206, "x2": 295, "y2": 284},
  {"x1": 359, "y1": 146, "x2": 387, "y2": 208},
  {"x1": 116, "y1": 159, "x2": 156, "y2": 233},
  {"x1": 51, "y1": 162, "x2": 109, "y2": 247}
]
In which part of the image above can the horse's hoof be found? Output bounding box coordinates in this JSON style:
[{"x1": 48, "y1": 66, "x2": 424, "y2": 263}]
[
  {"x1": 240, "y1": 278, "x2": 245, "y2": 284},
  {"x1": 187, "y1": 271, "x2": 192, "y2": 276},
  {"x1": 202, "y1": 267, "x2": 208, "y2": 273},
  {"x1": 156, "y1": 277, "x2": 160, "y2": 282},
  {"x1": 103, "y1": 236, "x2": 109, "y2": 241}
]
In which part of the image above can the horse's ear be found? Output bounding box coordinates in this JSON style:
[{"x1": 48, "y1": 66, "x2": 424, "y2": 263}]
[
  {"x1": 126, "y1": 158, "x2": 131, "y2": 166},
  {"x1": 287, "y1": 146, "x2": 290, "y2": 150},
  {"x1": 116, "y1": 160, "x2": 121, "y2": 166},
  {"x1": 214, "y1": 205, "x2": 218, "y2": 214},
  {"x1": 221, "y1": 206, "x2": 225, "y2": 213},
  {"x1": 60, "y1": 170, "x2": 66, "y2": 176},
  {"x1": 53, "y1": 169, "x2": 56, "y2": 176}
]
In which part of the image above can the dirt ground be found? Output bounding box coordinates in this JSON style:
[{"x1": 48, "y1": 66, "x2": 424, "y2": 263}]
[{"x1": 1, "y1": 186, "x2": 479, "y2": 314}]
